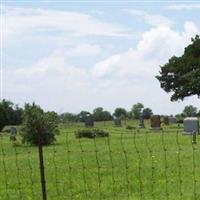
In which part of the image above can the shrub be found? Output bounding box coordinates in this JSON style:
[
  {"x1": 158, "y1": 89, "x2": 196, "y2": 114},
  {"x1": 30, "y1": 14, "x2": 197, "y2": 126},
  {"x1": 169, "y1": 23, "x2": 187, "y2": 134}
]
[
  {"x1": 126, "y1": 125, "x2": 136, "y2": 130},
  {"x1": 75, "y1": 129, "x2": 109, "y2": 139},
  {"x1": 21, "y1": 103, "x2": 59, "y2": 145}
]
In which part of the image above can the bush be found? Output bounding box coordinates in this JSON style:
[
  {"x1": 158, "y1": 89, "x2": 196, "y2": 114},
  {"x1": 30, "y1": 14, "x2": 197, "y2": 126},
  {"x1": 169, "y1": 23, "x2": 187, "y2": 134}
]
[
  {"x1": 75, "y1": 129, "x2": 109, "y2": 139},
  {"x1": 21, "y1": 103, "x2": 59, "y2": 145},
  {"x1": 126, "y1": 125, "x2": 136, "y2": 130}
]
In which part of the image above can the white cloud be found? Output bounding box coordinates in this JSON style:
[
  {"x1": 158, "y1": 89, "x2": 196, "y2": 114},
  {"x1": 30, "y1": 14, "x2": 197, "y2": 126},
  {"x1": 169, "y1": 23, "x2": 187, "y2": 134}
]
[
  {"x1": 92, "y1": 21, "x2": 199, "y2": 79},
  {"x1": 128, "y1": 9, "x2": 173, "y2": 27},
  {"x1": 167, "y1": 4, "x2": 200, "y2": 11},
  {"x1": 3, "y1": 6, "x2": 130, "y2": 47}
]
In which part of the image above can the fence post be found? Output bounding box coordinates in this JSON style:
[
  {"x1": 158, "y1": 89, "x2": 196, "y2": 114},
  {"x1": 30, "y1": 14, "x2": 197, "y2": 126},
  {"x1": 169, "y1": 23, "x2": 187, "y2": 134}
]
[
  {"x1": 38, "y1": 130, "x2": 47, "y2": 200},
  {"x1": 192, "y1": 131, "x2": 197, "y2": 144}
]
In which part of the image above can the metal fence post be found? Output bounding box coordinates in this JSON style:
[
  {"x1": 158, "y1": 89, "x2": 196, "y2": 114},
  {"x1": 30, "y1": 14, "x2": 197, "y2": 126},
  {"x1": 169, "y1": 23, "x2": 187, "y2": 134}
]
[
  {"x1": 38, "y1": 130, "x2": 47, "y2": 200},
  {"x1": 192, "y1": 131, "x2": 197, "y2": 144}
]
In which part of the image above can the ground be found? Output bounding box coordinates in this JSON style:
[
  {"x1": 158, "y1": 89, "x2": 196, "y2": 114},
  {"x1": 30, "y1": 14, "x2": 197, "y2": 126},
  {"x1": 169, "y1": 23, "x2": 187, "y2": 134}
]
[{"x1": 0, "y1": 120, "x2": 200, "y2": 200}]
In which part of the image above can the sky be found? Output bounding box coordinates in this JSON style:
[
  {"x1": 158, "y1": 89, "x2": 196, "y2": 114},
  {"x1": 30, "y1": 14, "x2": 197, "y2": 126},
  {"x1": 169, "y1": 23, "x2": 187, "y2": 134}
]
[{"x1": 1, "y1": 0, "x2": 200, "y2": 115}]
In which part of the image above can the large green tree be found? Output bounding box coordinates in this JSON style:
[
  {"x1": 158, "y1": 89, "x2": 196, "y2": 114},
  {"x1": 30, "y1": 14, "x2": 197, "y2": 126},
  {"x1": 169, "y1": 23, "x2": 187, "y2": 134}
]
[{"x1": 156, "y1": 35, "x2": 200, "y2": 101}]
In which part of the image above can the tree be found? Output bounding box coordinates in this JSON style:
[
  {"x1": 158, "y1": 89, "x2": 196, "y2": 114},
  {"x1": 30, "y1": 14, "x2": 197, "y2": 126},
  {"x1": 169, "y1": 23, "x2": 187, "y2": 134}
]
[
  {"x1": 182, "y1": 105, "x2": 197, "y2": 117},
  {"x1": 142, "y1": 108, "x2": 153, "y2": 119},
  {"x1": 93, "y1": 107, "x2": 104, "y2": 121},
  {"x1": 59, "y1": 112, "x2": 78, "y2": 122},
  {"x1": 113, "y1": 108, "x2": 127, "y2": 118},
  {"x1": 131, "y1": 103, "x2": 144, "y2": 119},
  {"x1": 93, "y1": 107, "x2": 112, "y2": 121},
  {"x1": 156, "y1": 35, "x2": 200, "y2": 101},
  {"x1": 78, "y1": 111, "x2": 91, "y2": 122},
  {"x1": 21, "y1": 103, "x2": 59, "y2": 145},
  {"x1": 0, "y1": 99, "x2": 23, "y2": 131}
]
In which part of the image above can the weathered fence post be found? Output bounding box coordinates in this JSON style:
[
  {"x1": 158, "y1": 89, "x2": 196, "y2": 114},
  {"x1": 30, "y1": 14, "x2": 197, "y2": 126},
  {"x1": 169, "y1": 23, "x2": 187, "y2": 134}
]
[
  {"x1": 38, "y1": 129, "x2": 47, "y2": 200},
  {"x1": 192, "y1": 131, "x2": 197, "y2": 144}
]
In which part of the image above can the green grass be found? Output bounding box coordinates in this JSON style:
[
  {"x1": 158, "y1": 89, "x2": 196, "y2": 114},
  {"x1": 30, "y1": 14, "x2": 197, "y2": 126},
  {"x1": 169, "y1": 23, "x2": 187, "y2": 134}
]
[{"x1": 0, "y1": 120, "x2": 200, "y2": 200}]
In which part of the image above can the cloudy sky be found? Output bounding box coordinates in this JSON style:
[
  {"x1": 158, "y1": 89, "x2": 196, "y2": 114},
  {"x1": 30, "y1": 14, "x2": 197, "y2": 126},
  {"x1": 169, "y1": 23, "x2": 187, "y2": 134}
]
[{"x1": 1, "y1": 1, "x2": 200, "y2": 114}]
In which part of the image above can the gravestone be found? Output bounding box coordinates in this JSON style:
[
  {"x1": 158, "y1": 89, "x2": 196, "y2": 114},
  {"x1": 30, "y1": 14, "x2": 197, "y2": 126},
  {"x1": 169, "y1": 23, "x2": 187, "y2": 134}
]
[
  {"x1": 150, "y1": 115, "x2": 161, "y2": 130},
  {"x1": 169, "y1": 116, "x2": 176, "y2": 125},
  {"x1": 183, "y1": 117, "x2": 199, "y2": 135},
  {"x1": 114, "y1": 117, "x2": 121, "y2": 127},
  {"x1": 138, "y1": 115, "x2": 145, "y2": 128},
  {"x1": 85, "y1": 114, "x2": 94, "y2": 127},
  {"x1": 163, "y1": 116, "x2": 169, "y2": 125},
  {"x1": 10, "y1": 127, "x2": 17, "y2": 142}
]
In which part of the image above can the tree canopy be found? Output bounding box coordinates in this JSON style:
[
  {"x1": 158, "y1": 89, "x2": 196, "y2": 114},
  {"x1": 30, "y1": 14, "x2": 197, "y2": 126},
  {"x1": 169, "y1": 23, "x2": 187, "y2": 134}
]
[{"x1": 156, "y1": 35, "x2": 200, "y2": 101}]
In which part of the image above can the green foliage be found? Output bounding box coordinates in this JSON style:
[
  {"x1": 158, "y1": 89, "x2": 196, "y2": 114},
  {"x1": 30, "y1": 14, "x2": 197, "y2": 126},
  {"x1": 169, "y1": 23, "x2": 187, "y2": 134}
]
[
  {"x1": 75, "y1": 129, "x2": 109, "y2": 138},
  {"x1": 142, "y1": 107, "x2": 153, "y2": 119},
  {"x1": 182, "y1": 105, "x2": 197, "y2": 117},
  {"x1": 93, "y1": 107, "x2": 112, "y2": 121},
  {"x1": 59, "y1": 112, "x2": 78, "y2": 123},
  {"x1": 156, "y1": 35, "x2": 200, "y2": 101},
  {"x1": 21, "y1": 103, "x2": 59, "y2": 145},
  {"x1": 113, "y1": 107, "x2": 127, "y2": 118},
  {"x1": 0, "y1": 99, "x2": 23, "y2": 131},
  {"x1": 126, "y1": 125, "x2": 136, "y2": 130},
  {"x1": 131, "y1": 103, "x2": 144, "y2": 119}
]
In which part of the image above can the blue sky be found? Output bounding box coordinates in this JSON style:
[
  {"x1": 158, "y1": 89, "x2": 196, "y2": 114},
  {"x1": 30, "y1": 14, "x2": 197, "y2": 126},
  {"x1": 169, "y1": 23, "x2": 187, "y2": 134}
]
[{"x1": 1, "y1": 1, "x2": 200, "y2": 114}]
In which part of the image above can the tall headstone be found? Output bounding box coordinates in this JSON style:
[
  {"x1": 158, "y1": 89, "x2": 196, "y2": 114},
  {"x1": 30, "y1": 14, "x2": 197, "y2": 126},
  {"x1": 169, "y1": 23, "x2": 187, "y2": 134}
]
[
  {"x1": 150, "y1": 115, "x2": 161, "y2": 130},
  {"x1": 85, "y1": 114, "x2": 94, "y2": 127},
  {"x1": 10, "y1": 127, "x2": 17, "y2": 141},
  {"x1": 183, "y1": 117, "x2": 199, "y2": 135},
  {"x1": 114, "y1": 117, "x2": 121, "y2": 127},
  {"x1": 169, "y1": 116, "x2": 176, "y2": 125},
  {"x1": 163, "y1": 116, "x2": 169, "y2": 125},
  {"x1": 138, "y1": 115, "x2": 145, "y2": 128}
]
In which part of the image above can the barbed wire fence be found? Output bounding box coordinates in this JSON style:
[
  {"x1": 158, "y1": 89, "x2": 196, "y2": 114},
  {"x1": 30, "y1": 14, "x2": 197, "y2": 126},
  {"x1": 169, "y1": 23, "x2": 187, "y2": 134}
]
[{"x1": 0, "y1": 123, "x2": 200, "y2": 200}]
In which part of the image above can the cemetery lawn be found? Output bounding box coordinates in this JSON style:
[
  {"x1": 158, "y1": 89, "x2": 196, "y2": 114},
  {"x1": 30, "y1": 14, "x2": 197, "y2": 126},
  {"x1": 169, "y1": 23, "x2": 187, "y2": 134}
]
[{"x1": 0, "y1": 120, "x2": 200, "y2": 200}]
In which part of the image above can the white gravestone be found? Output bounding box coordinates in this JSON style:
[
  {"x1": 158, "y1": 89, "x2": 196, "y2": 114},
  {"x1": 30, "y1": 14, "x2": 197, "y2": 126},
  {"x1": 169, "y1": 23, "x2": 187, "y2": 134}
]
[{"x1": 183, "y1": 117, "x2": 199, "y2": 135}]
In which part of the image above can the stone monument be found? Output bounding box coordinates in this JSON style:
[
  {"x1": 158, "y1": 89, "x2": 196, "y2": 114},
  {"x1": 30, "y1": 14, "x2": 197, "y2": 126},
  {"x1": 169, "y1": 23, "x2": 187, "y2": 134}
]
[
  {"x1": 150, "y1": 115, "x2": 161, "y2": 130},
  {"x1": 114, "y1": 117, "x2": 121, "y2": 127},
  {"x1": 85, "y1": 114, "x2": 94, "y2": 127},
  {"x1": 183, "y1": 117, "x2": 199, "y2": 135},
  {"x1": 138, "y1": 114, "x2": 145, "y2": 128},
  {"x1": 163, "y1": 116, "x2": 169, "y2": 125}
]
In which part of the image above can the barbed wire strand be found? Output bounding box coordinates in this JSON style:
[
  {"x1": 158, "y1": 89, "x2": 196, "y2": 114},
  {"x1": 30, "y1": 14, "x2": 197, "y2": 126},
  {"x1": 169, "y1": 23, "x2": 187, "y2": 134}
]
[
  {"x1": 0, "y1": 135, "x2": 10, "y2": 200},
  {"x1": 176, "y1": 130, "x2": 183, "y2": 200},
  {"x1": 13, "y1": 143, "x2": 23, "y2": 199},
  {"x1": 161, "y1": 129, "x2": 169, "y2": 200},
  {"x1": 191, "y1": 133, "x2": 197, "y2": 200},
  {"x1": 120, "y1": 129, "x2": 130, "y2": 199},
  {"x1": 133, "y1": 129, "x2": 143, "y2": 199},
  {"x1": 145, "y1": 130, "x2": 155, "y2": 199},
  {"x1": 25, "y1": 144, "x2": 35, "y2": 199},
  {"x1": 106, "y1": 128, "x2": 116, "y2": 200},
  {"x1": 65, "y1": 131, "x2": 73, "y2": 199},
  {"x1": 78, "y1": 134, "x2": 89, "y2": 198},
  {"x1": 93, "y1": 136, "x2": 102, "y2": 199}
]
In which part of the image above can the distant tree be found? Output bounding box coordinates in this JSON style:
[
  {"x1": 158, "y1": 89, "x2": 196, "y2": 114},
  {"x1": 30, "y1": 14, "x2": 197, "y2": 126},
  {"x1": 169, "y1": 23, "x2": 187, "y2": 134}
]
[
  {"x1": 142, "y1": 108, "x2": 153, "y2": 119},
  {"x1": 156, "y1": 35, "x2": 200, "y2": 101},
  {"x1": 93, "y1": 107, "x2": 112, "y2": 121},
  {"x1": 93, "y1": 107, "x2": 104, "y2": 121},
  {"x1": 182, "y1": 105, "x2": 197, "y2": 117},
  {"x1": 113, "y1": 108, "x2": 127, "y2": 118},
  {"x1": 131, "y1": 103, "x2": 144, "y2": 119},
  {"x1": 21, "y1": 103, "x2": 59, "y2": 145},
  {"x1": 59, "y1": 112, "x2": 78, "y2": 122},
  {"x1": 0, "y1": 99, "x2": 23, "y2": 131},
  {"x1": 78, "y1": 111, "x2": 91, "y2": 122},
  {"x1": 102, "y1": 111, "x2": 112, "y2": 121}
]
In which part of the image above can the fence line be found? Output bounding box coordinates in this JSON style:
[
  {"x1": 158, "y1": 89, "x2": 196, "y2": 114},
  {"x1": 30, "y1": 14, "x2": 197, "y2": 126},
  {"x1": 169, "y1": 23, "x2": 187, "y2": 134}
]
[{"x1": 0, "y1": 124, "x2": 199, "y2": 200}]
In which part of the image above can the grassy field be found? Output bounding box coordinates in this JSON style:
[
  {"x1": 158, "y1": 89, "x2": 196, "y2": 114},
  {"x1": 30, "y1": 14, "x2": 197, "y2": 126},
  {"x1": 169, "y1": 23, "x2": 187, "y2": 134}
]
[{"x1": 0, "y1": 120, "x2": 200, "y2": 200}]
